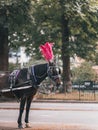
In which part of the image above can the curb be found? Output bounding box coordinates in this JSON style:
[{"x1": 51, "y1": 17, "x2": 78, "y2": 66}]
[
  {"x1": 33, "y1": 99, "x2": 98, "y2": 104},
  {"x1": 0, "y1": 99, "x2": 98, "y2": 104}
]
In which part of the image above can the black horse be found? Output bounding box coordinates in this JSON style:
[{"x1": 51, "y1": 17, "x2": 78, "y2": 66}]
[{"x1": 6, "y1": 62, "x2": 61, "y2": 128}]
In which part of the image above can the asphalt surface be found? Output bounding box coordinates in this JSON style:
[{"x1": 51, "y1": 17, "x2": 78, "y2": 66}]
[
  {"x1": 0, "y1": 122, "x2": 97, "y2": 130},
  {"x1": 0, "y1": 101, "x2": 98, "y2": 130}
]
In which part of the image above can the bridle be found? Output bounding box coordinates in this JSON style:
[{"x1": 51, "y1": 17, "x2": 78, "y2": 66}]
[
  {"x1": 47, "y1": 65, "x2": 61, "y2": 82},
  {"x1": 30, "y1": 63, "x2": 61, "y2": 84}
]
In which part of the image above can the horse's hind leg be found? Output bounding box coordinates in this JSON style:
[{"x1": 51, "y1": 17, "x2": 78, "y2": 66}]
[
  {"x1": 25, "y1": 95, "x2": 33, "y2": 128},
  {"x1": 17, "y1": 97, "x2": 26, "y2": 128}
]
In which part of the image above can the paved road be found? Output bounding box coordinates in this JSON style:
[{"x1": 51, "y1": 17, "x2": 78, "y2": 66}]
[{"x1": 0, "y1": 102, "x2": 98, "y2": 130}]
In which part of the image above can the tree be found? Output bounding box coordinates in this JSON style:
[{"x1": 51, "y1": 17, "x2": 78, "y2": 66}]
[
  {"x1": 0, "y1": 0, "x2": 32, "y2": 71},
  {"x1": 0, "y1": 3, "x2": 8, "y2": 71},
  {"x1": 30, "y1": 0, "x2": 98, "y2": 92}
]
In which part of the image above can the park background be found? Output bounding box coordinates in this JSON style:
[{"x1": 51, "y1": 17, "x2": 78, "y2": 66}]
[{"x1": 0, "y1": 0, "x2": 98, "y2": 102}]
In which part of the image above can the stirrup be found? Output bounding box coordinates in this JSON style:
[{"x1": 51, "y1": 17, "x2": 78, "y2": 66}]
[{"x1": 25, "y1": 123, "x2": 31, "y2": 128}]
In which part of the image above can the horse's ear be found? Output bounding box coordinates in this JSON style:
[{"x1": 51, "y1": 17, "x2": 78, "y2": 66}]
[{"x1": 49, "y1": 61, "x2": 54, "y2": 66}]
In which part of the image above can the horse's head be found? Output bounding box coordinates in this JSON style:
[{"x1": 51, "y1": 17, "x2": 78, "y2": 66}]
[{"x1": 47, "y1": 62, "x2": 62, "y2": 90}]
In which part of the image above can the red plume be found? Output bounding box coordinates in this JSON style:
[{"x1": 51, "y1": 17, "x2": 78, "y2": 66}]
[{"x1": 39, "y1": 42, "x2": 54, "y2": 62}]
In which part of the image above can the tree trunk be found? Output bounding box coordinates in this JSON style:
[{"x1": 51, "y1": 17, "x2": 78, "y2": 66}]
[
  {"x1": 0, "y1": 27, "x2": 9, "y2": 71},
  {"x1": 61, "y1": 14, "x2": 72, "y2": 93}
]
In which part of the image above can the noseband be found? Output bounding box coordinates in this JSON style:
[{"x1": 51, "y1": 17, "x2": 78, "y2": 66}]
[{"x1": 47, "y1": 65, "x2": 61, "y2": 81}]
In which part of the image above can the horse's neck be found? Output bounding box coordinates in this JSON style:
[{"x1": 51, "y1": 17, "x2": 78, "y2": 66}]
[{"x1": 34, "y1": 63, "x2": 48, "y2": 84}]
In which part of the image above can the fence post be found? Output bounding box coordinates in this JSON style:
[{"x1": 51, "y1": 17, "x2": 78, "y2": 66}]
[
  {"x1": 79, "y1": 81, "x2": 81, "y2": 100},
  {"x1": 93, "y1": 81, "x2": 96, "y2": 100}
]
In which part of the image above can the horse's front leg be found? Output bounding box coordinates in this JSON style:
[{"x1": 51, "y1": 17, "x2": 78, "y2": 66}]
[
  {"x1": 17, "y1": 97, "x2": 26, "y2": 128},
  {"x1": 25, "y1": 95, "x2": 33, "y2": 128}
]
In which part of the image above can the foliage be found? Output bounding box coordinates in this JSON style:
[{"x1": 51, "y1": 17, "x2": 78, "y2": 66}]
[
  {"x1": 0, "y1": 0, "x2": 33, "y2": 50},
  {"x1": 8, "y1": 62, "x2": 20, "y2": 71},
  {"x1": 0, "y1": 0, "x2": 98, "y2": 59},
  {"x1": 31, "y1": 0, "x2": 98, "y2": 58},
  {"x1": 30, "y1": 0, "x2": 98, "y2": 91},
  {"x1": 72, "y1": 62, "x2": 96, "y2": 84}
]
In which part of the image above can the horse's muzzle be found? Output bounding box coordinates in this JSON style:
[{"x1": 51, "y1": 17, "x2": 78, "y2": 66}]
[{"x1": 55, "y1": 77, "x2": 62, "y2": 89}]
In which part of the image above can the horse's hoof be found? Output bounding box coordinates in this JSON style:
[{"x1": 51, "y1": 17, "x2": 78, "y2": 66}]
[
  {"x1": 25, "y1": 123, "x2": 31, "y2": 128},
  {"x1": 18, "y1": 124, "x2": 24, "y2": 129}
]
